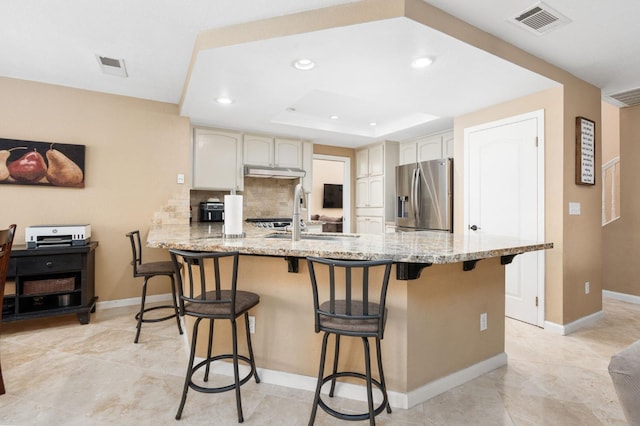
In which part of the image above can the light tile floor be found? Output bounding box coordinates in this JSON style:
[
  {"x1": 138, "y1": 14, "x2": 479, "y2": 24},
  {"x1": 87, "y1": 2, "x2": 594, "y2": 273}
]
[{"x1": 1, "y1": 298, "x2": 638, "y2": 425}]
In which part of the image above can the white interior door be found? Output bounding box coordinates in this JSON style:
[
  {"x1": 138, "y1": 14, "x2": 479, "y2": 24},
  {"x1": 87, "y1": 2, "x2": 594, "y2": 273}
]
[{"x1": 464, "y1": 110, "x2": 545, "y2": 327}]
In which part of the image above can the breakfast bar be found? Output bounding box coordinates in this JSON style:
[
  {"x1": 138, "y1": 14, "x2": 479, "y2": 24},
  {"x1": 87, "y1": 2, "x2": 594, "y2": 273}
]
[{"x1": 147, "y1": 223, "x2": 552, "y2": 409}]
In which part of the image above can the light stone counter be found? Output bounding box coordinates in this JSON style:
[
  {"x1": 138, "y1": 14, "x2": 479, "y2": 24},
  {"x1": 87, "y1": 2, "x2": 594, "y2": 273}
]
[{"x1": 147, "y1": 222, "x2": 552, "y2": 264}]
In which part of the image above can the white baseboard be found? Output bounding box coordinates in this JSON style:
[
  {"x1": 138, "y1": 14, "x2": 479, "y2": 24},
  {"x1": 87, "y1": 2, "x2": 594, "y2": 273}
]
[
  {"x1": 544, "y1": 309, "x2": 604, "y2": 335},
  {"x1": 195, "y1": 352, "x2": 508, "y2": 410},
  {"x1": 603, "y1": 289, "x2": 640, "y2": 304},
  {"x1": 96, "y1": 293, "x2": 174, "y2": 310}
]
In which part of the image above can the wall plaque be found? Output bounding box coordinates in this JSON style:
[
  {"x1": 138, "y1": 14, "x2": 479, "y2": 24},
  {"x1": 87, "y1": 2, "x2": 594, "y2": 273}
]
[{"x1": 575, "y1": 116, "x2": 595, "y2": 185}]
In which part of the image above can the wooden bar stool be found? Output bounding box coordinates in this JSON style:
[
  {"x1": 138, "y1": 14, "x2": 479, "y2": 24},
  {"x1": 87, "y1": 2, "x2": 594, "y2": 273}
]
[
  {"x1": 126, "y1": 230, "x2": 182, "y2": 343},
  {"x1": 0, "y1": 224, "x2": 17, "y2": 396},
  {"x1": 169, "y1": 249, "x2": 260, "y2": 423},
  {"x1": 306, "y1": 256, "x2": 393, "y2": 426}
]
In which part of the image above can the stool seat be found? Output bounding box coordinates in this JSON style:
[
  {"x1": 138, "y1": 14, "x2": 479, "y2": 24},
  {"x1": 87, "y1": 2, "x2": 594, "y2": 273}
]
[
  {"x1": 185, "y1": 290, "x2": 259, "y2": 316},
  {"x1": 318, "y1": 300, "x2": 384, "y2": 334},
  {"x1": 136, "y1": 261, "x2": 175, "y2": 275},
  {"x1": 126, "y1": 230, "x2": 183, "y2": 343}
]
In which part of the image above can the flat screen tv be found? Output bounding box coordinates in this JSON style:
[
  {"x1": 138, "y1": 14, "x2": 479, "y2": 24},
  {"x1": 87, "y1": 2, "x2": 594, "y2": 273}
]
[{"x1": 322, "y1": 183, "x2": 343, "y2": 208}]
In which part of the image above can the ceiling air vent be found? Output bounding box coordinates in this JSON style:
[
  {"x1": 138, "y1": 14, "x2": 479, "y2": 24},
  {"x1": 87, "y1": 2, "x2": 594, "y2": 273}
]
[
  {"x1": 607, "y1": 88, "x2": 640, "y2": 107},
  {"x1": 511, "y1": 2, "x2": 570, "y2": 35},
  {"x1": 96, "y1": 55, "x2": 128, "y2": 77}
]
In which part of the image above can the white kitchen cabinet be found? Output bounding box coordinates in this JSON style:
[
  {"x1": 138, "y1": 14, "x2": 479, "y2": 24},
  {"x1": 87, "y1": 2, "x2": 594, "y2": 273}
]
[
  {"x1": 355, "y1": 176, "x2": 384, "y2": 208},
  {"x1": 417, "y1": 135, "x2": 443, "y2": 162},
  {"x1": 275, "y1": 137, "x2": 303, "y2": 168},
  {"x1": 192, "y1": 128, "x2": 243, "y2": 191},
  {"x1": 301, "y1": 140, "x2": 313, "y2": 193},
  {"x1": 243, "y1": 135, "x2": 302, "y2": 169},
  {"x1": 244, "y1": 134, "x2": 273, "y2": 167},
  {"x1": 356, "y1": 216, "x2": 384, "y2": 234},
  {"x1": 399, "y1": 130, "x2": 454, "y2": 165},
  {"x1": 354, "y1": 141, "x2": 398, "y2": 234}
]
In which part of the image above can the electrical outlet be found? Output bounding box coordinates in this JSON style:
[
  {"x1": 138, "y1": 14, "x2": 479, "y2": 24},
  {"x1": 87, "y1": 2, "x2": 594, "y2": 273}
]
[
  {"x1": 249, "y1": 315, "x2": 256, "y2": 334},
  {"x1": 177, "y1": 173, "x2": 185, "y2": 184},
  {"x1": 480, "y1": 312, "x2": 487, "y2": 331},
  {"x1": 585, "y1": 281, "x2": 590, "y2": 294}
]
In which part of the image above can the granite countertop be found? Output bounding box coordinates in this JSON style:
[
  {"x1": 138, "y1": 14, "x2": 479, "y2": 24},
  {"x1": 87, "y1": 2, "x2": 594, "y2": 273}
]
[{"x1": 147, "y1": 223, "x2": 552, "y2": 264}]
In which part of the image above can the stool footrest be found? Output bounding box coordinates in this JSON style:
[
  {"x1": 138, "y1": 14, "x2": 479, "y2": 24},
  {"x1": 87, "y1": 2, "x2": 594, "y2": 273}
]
[
  {"x1": 188, "y1": 354, "x2": 256, "y2": 394},
  {"x1": 317, "y1": 371, "x2": 388, "y2": 421},
  {"x1": 135, "y1": 305, "x2": 179, "y2": 323}
]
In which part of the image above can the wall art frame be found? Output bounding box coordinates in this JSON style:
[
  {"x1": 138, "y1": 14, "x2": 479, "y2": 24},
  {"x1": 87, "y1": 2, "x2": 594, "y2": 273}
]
[
  {"x1": 0, "y1": 137, "x2": 85, "y2": 188},
  {"x1": 575, "y1": 116, "x2": 596, "y2": 186}
]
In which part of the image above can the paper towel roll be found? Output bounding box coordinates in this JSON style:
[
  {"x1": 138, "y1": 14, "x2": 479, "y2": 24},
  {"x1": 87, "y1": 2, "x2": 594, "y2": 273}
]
[{"x1": 224, "y1": 194, "x2": 243, "y2": 236}]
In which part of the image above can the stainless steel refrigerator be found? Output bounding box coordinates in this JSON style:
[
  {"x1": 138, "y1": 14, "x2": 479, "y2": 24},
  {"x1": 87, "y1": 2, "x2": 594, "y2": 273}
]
[{"x1": 395, "y1": 158, "x2": 453, "y2": 232}]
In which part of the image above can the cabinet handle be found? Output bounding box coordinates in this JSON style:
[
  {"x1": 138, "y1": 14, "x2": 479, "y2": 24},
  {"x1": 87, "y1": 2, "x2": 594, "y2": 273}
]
[{"x1": 45, "y1": 261, "x2": 54, "y2": 268}]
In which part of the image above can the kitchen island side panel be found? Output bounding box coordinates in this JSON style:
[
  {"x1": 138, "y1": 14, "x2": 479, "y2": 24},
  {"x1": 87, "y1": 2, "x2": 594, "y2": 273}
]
[{"x1": 406, "y1": 257, "x2": 505, "y2": 391}]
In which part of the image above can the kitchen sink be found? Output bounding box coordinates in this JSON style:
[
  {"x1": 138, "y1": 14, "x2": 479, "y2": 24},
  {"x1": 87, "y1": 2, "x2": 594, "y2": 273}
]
[{"x1": 265, "y1": 233, "x2": 359, "y2": 241}]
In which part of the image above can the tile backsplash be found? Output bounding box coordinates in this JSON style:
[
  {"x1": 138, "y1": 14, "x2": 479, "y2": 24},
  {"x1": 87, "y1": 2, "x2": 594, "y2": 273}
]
[{"x1": 190, "y1": 177, "x2": 298, "y2": 221}]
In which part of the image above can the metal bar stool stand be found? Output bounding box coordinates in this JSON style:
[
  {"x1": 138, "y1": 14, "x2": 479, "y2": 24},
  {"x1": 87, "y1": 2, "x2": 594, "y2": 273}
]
[
  {"x1": 126, "y1": 230, "x2": 183, "y2": 343},
  {"x1": 306, "y1": 257, "x2": 393, "y2": 426},
  {"x1": 170, "y1": 249, "x2": 260, "y2": 423}
]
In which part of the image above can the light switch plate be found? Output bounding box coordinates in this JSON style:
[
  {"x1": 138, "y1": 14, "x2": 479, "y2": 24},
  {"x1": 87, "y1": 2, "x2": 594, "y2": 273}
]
[
  {"x1": 177, "y1": 173, "x2": 185, "y2": 184},
  {"x1": 569, "y1": 202, "x2": 581, "y2": 215}
]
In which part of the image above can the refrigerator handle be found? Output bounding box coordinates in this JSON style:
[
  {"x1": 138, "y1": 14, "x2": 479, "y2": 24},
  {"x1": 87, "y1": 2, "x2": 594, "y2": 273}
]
[{"x1": 412, "y1": 168, "x2": 420, "y2": 222}]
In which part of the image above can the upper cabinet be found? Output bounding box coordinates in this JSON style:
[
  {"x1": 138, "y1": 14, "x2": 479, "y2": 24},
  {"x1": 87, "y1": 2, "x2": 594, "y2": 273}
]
[
  {"x1": 398, "y1": 130, "x2": 453, "y2": 165},
  {"x1": 244, "y1": 135, "x2": 302, "y2": 169},
  {"x1": 192, "y1": 128, "x2": 244, "y2": 191},
  {"x1": 356, "y1": 143, "x2": 384, "y2": 178}
]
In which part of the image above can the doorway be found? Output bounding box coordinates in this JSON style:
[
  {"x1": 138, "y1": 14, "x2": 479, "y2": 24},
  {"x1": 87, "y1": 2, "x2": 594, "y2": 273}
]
[
  {"x1": 464, "y1": 110, "x2": 545, "y2": 327},
  {"x1": 312, "y1": 154, "x2": 351, "y2": 233}
]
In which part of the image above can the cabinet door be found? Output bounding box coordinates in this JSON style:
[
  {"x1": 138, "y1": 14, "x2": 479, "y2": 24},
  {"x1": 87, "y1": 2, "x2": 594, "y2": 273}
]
[
  {"x1": 244, "y1": 134, "x2": 274, "y2": 167},
  {"x1": 368, "y1": 143, "x2": 384, "y2": 176},
  {"x1": 355, "y1": 148, "x2": 369, "y2": 178},
  {"x1": 368, "y1": 216, "x2": 384, "y2": 233},
  {"x1": 355, "y1": 178, "x2": 369, "y2": 208},
  {"x1": 275, "y1": 138, "x2": 302, "y2": 168},
  {"x1": 399, "y1": 142, "x2": 417, "y2": 165},
  {"x1": 193, "y1": 128, "x2": 243, "y2": 190},
  {"x1": 356, "y1": 216, "x2": 369, "y2": 234},
  {"x1": 417, "y1": 135, "x2": 443, "y2": 162},
  {"x1": 443, "y1": 131, "x2": 454, "y2": 158},
  {"x1": 367, "y1": 176, "x2": 384, "y2": 207}
]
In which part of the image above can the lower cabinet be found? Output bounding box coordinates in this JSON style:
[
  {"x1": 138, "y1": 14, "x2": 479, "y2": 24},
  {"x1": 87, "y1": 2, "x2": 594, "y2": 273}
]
[
  {"x1": 2, "y1": 242, "x2": 98, "y2": 324},
  {"x1": 356, "y1": 216, "x2": 384, "y2": 234}
]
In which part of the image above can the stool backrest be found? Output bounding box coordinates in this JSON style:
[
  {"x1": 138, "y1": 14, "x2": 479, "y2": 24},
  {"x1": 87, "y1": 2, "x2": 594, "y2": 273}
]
[
  {"x1": 306, "y1": 256, "x2": 393, "y2": 338},
  {"x1": 169, "y1": 249, "x2": 240, "y2": 318},
  {"x1": 125, "y1": 230, "x2": 143, "y2": 276}
]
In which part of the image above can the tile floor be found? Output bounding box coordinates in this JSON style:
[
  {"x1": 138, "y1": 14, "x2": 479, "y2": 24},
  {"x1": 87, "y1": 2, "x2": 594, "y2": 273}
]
[{"x1": 0, "y1": 297, "x2": 638, "y2": 425}]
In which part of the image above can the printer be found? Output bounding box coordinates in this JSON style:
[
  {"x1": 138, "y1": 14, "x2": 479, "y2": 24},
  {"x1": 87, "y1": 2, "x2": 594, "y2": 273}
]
[{"x1": 26, "y1": 224, "x2": 91, "y2": 248}]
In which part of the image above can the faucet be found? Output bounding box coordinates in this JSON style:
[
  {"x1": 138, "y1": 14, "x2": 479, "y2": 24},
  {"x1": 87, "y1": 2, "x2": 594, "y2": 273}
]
[{"x1": 292, "y1": 183, "x2": 304, "y2": 241}]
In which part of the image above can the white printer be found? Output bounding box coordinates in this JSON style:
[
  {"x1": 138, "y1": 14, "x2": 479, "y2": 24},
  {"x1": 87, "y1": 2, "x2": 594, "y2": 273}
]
[{"x1": 25, "y1": 224, "x2": 91, "y2": 248}]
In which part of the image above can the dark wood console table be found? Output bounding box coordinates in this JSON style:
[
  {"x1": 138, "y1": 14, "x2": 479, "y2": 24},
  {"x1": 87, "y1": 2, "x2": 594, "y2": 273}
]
[{"x1": 2, "y1": 242, "x2": 98, "y2": 324}]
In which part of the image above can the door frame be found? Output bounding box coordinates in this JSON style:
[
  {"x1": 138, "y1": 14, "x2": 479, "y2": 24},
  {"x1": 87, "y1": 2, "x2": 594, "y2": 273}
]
[
  {"x1": 313, "y1": 154, "x2": 352, "y2": 233},
  {"x1": 463, "y1": 109, "x2": 545, "y2": 327}
]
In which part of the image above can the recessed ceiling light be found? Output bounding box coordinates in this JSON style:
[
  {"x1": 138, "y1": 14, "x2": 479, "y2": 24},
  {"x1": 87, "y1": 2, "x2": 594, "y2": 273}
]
[
  {"x1": 411, "y1": 57, "x2": 433, "y2": 69},
  {"x1": 330, "y1": 115, "x2": 339, "y2": 120},
  {"x1": 369, "y1": 122, "x2": 377, "y2": 126},
  {"x1": 292, "y1": 58, "x2": 315, "y2": 71},
  {"x1": 215, "y1": 97, "x2": 233, "y2": 104}
]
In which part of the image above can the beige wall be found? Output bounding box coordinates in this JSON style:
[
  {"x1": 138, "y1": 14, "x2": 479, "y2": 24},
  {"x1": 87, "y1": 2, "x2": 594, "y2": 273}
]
[
  {"x1": 602, "y1": 102, "x2": 621, "y2": 163},
  {"x1": 0, "y1": 77, "x2": 191, "y2": 302},
  {"x1": 603, "y1": 105, "x2": 640, "y2": 296}
]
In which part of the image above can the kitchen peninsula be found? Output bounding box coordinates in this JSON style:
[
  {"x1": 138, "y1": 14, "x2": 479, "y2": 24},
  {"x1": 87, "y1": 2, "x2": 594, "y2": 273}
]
[{"x1": 147, "y1": 223, "x2": 551, "y2": 408}]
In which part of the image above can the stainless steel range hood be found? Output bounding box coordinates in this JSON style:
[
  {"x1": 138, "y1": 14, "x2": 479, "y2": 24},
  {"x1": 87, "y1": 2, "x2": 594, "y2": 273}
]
[{"x1": 244, "y1": 165, "x2": 306, "y2": 179}]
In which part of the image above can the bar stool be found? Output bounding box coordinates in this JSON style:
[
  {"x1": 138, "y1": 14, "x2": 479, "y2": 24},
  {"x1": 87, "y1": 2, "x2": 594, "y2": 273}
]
[
  {"x1": 126, "y1": 230, "x2": 182, "y2": 343},
  {"x1": 169, "y1": 249, "x2": 260, "y2": 423},
  {"x1": 306, "y1": 256, "x2": 393, "y2": 426},
  {"x1": 0, "y1": 224, "x2": 17, "y2": 396}
]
